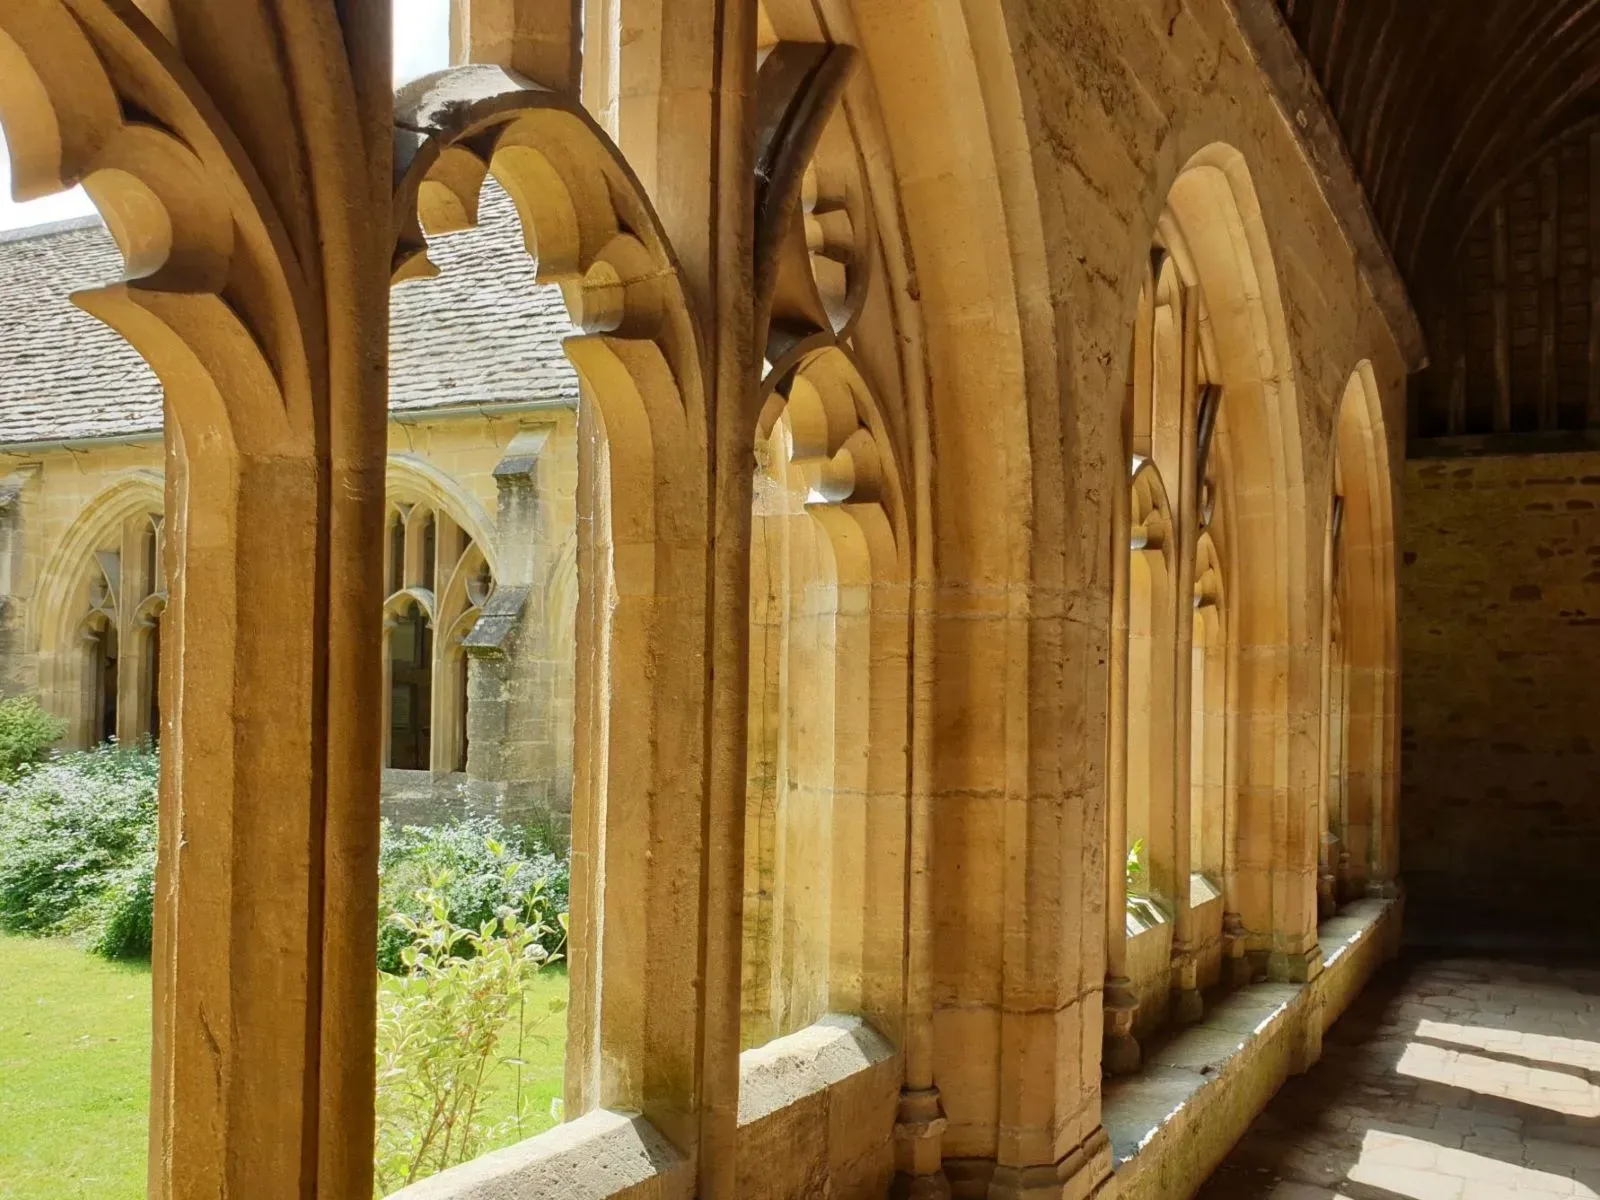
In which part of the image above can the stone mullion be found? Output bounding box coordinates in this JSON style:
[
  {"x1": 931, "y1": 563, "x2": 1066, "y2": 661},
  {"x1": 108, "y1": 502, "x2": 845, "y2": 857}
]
[
  {"x1": 1316, "y1": 505, "x2": 1338, "y2": 920},
  {"x1": 1275, "y1": 630, "x2": 1326, "y2": 983},
  {"x1": 115, "y1": 514, "x2": 147, "y2": 747},
  {"x1": 154, "y1": 4, "x2": 392, "y2": 1193},
  {"x1": 1103, "y1": 274, "x2": 1154, "y2": 1075},
  {"x1": 606, "y1": 0, "x2": 757, "y2": 1189},
  {"x1": 1102, "y1": 461, "x2": 1139, "y2": 1073},
  {"x1": 1167, "y1": 288, "x2": 1202, "y2": 1025}
]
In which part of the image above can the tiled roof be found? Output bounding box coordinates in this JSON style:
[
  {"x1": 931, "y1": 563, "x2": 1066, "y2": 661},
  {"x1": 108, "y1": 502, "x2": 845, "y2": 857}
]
[{"x1": 0, "y1": 181, "x2": 578, "y2": 447}]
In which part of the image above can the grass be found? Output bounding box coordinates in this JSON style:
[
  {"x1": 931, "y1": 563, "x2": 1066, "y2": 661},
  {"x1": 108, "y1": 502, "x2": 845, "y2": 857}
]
[
  {"x1": 0, "y1": 934, "x2": 568, "y2": 1199},
  {"x1": 0, "y1": 933, "x2": 150, "y2": 1200},
  {"x1": 418, "y1": 966, "x2": 570, "y2": 1144}
]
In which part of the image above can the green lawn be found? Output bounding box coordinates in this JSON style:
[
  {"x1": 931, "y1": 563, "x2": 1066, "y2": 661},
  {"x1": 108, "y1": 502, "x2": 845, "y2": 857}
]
[
  {"x1": 0, "y1": 934, "x2": 568, "y2": 1199},
  {"x1": 0, "y1": 933, "x2": 151, "y2": 1200}
]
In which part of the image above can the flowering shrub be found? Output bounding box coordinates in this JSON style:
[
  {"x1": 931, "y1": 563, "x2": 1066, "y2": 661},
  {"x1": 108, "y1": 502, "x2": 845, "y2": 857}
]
[
  {"x1": 378, "y1": 818, "x2": 568, "y2": 972},
  {"x1": 0, "y1": 694, "x2": 66, "y2": 781},
  {"x1": 0, "y1": 742, "x2": 571, "y2": 973},
  {"x1": 374, "y1": 850, "x2": 564, "y2": 1193},
  {"x1": 0, "y1": 743, "x2": 159, "y2": 956}
]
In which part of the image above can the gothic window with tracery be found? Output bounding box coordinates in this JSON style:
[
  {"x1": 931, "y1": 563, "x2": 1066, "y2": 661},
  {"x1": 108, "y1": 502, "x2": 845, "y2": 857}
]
[
  {"x1": 381, "y1": 495, "x2": 494, "y2": 775},
  {"x1": 75, "y1": 511, "x2": 165, "y2": 747}
]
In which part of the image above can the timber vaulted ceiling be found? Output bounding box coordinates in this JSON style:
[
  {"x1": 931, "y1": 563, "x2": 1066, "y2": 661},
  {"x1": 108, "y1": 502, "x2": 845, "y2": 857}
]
[
  {"x1": 1277, "y1": 0, "x2": 1600, "y2": 289},
  {"x1": 1275, "y1": 0, "x2": 1600, "y2": 438}
]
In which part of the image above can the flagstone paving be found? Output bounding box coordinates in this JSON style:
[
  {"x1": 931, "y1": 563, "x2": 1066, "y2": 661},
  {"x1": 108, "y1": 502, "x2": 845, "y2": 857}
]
[{"x1": 1199, "y1": 957, "x2": 1600, "y2": 1199}]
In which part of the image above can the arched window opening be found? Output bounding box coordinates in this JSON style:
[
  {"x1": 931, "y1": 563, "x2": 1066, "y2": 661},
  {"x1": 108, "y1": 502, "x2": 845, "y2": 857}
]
[
  {"x1": 1322, "y1": 369, "x2": 1397, "y2": 907},
  {"x1": 741, "y1": 412, "x2": 843, "y2": 1048},
  {"x1": 59, "y1": 502, "x2": 166, "y2": 749},
  {"x1": 388, "y1": 602, "x2": 433, "y2": 771},
  {"x1": 1108, "y1": 235, "x2": 1237, "y2": 1065},
  {"x1": 381, "y1": 493, "x2": 494, "y2": 776},
  {"x1": 1191, "y1": 532, "x2": 1227, "y2": 888},
  {"x1": 739, "y1": 350, "x2": 909, "y2": 1056},
  {"x1": 1126, "y1": 468, "x2": 1176, "y2": 920},
  {"x1": 420, "y1": 513, "x2": 437, "y2": 593},
  {"x1": 92, "y1": 622, "x2": 118, "y2": 745}
]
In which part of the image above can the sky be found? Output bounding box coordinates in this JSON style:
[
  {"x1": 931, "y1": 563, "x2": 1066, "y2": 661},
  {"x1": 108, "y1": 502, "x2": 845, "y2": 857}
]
[{"x1": 0, "y1": 0, "x2": 450, "y2": 233}]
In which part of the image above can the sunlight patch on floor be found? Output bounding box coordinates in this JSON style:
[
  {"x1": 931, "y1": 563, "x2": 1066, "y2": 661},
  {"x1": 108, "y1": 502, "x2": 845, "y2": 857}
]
[
  {"x1": 1396, "y1": 1039, "x2": 1600, "y2": 1118},
  {"x1": 1414, "y1": 1017, "x2": 1600, "y2": 1074},
  {"x1": 1352, "y1": 1129, "x2": 1598, "y2": 1200}
]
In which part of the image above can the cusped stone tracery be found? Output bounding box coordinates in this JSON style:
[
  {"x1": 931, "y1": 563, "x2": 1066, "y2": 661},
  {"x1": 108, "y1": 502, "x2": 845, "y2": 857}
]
[
  {"x1": 393, "y1": 64, "x2": 703, "y2": 423},
  {"x1": 753, "y1": 41, "x2": 875, "y2": 366}
]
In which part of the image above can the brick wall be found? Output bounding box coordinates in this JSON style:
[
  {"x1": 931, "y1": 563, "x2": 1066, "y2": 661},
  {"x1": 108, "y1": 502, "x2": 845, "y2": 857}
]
[{"x1": 1401, "y1": 451, "x2": 1600, "y2": 938}]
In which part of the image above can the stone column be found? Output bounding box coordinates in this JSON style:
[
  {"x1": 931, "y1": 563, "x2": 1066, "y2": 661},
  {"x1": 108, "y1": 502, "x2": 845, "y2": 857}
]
[{"x1": 0, "y1": 4, "x2": 404, "y2": 1196}]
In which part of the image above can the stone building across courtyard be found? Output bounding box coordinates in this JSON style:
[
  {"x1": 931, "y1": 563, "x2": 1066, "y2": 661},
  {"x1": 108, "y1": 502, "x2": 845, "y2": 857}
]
[{"x1": 0, "y1": 184, "x2": 580, "y2": 843}]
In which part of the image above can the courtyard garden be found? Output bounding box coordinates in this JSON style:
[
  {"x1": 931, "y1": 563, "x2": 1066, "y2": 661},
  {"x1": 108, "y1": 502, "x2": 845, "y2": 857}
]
[{"x1": 0, "y1": 697, "x2": 570, "y2": 1199}]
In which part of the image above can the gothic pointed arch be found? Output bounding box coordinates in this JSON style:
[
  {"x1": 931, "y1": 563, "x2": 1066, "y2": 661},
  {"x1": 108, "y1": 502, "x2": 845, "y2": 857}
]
[
  {"x1": 34, "y1": 471, "x2": 166, "y2": 748},
  {"x1": 1161, "y1": 143, "x2": 1316, "y2": 982},
  {"x1": 381, "y1": 461, "x2": 497, "y2": 775},
  {"x1": 0, "y1": 5, "x2": 393, "y2": 1192},
  {"x1": 1328, "y1": 363, "x2": 1399, "y2": 900},
  {"x1": 392, "y1": 61, "x2": 712, "y2": 1145}
]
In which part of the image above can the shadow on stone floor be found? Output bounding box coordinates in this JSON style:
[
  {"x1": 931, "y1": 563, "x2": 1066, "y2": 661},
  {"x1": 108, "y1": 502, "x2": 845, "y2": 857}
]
[{"x1": 1196, "y1": 954, "x2": 1600, "y2": 1199}]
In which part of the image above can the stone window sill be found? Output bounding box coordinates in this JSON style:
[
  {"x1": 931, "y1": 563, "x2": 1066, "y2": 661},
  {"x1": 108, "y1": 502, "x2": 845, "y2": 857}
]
[
  {"x1": 382, "y1": 1108, "x2": 690, "y2": 1199},
  {"x1": 1126, "y1": 895, "x2": 1171, "y2": 936},
  {"x1": 1188, "y1": 872, "x2": 1222, "y2": 909},
  {"x1": 1102, "y1": 896, "x2": 1401, "y2": 1200}
]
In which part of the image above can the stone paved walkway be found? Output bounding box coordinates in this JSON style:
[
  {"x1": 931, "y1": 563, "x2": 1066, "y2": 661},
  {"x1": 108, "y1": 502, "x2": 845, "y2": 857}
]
[{"x1": 1198, "y1": 956, "x2": 1600, "y2": 1199}]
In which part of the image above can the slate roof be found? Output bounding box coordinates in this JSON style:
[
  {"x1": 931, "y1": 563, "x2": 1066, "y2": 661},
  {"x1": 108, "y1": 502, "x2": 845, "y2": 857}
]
[{"x1": 0, "y1": 181, "x2": 578, "y2": 447}]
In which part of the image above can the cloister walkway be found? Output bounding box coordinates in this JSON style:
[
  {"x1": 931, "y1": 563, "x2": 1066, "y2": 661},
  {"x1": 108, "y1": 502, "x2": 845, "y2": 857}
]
[{"x1": 1198, "y1": 956, "x2": 1600, "y2": 1199}]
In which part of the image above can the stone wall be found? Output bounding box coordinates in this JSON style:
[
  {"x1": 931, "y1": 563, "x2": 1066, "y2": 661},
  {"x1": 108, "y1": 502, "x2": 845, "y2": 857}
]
[{"x1": 1401, "y1": 450, "x2": 1600, "y2": 940}]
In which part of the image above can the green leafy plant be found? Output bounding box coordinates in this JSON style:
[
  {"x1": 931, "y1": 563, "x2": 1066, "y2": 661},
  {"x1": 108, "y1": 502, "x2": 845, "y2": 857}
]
[
  {"x1": 0, "y1": 694, "x2": 66, "y2": 782},
  {"x1": 0, "y1": 743, "x2": 158, "y2": 956},
  {"x1": 1125, "y1": 838, "x2": 1148, "y2": 898},
  {"x1": 378, "y1": 818, "x2": 568, "y2": 972},
  {"x1": 374, "y1": 847, "x2": 565, "y2": 1194}
]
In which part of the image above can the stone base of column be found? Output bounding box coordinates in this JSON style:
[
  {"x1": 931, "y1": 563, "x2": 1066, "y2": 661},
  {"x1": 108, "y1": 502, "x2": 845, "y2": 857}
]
[
  {"x1": 968, "y1": 1127, "x2": 1112, "y2": 1200},
  {"x1": 1222, "y1": 911, "x2": 1253, "y2": 989},
  {"x1": 1366, "y1": 877, "x2": 1403, "y2": 900},
  {"x1": 1169, "y1": 942, "x2": 1204, "y2": 1024},
  {"x1": 1102, "y1": 975, "x2": 1141, "y2": 1075},
  {"x1": 893, "y1": 1172, "x2": 954, "y2": 1200},
  {"x1": 1336, "y1": 848, "x2": 1355, "y2": 902},
  {"x1": 1268, "y1": 943, "x2": 1325, "y2": 984},
  {"x1": 1317, "y1": 869, "x2": 1339, "y2": 920},
  {"x1": 893, "y1": 1085, "x2": 951, "y2": 1198}
]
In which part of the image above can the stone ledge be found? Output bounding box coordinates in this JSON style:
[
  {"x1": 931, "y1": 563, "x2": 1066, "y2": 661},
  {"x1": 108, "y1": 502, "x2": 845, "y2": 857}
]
[
  {"x1": 1102, "y1": 898, "x2": 1400, "y2": 1200},
  {"x1": 383, "y1": 1109, "x2": 691, "y2": 1200},
  {"x1": 736, "y1": 1015, "x2": 901, "y2": 1198}
]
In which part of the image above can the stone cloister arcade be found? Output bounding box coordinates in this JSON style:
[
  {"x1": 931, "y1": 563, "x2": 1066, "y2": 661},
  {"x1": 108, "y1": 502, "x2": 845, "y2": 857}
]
[{"x1": 0, "y1": 0, "x2": 1416, "y2": 1197}]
